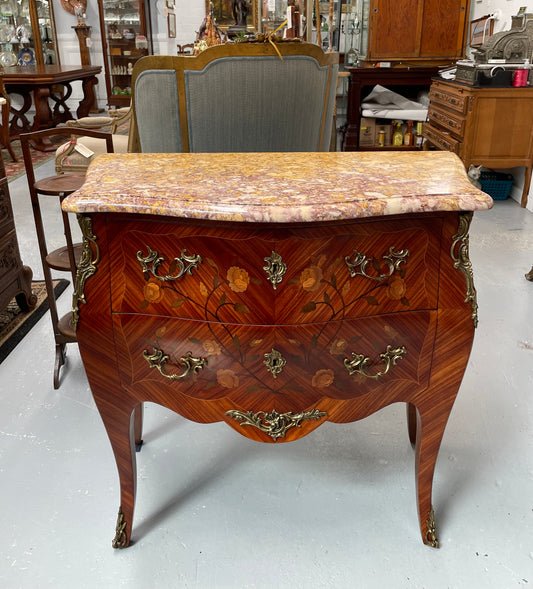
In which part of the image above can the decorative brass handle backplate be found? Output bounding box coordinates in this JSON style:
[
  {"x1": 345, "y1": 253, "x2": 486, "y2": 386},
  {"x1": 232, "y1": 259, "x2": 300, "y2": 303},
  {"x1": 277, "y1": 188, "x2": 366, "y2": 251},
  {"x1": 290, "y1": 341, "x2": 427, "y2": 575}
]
[
  {"x1": 226, "y1": 409, "x2": 327, "y2": 441},
  {"x1": 137, "y1": 246, "x2": 202, "y2": 281},
  {"x1": 143, "y1": 347, "x2": 207, "y2": 380},
  {"x1": 263, "y1": 348, "x2": 286, "y2": 378},
  {"x1": 345, "y1": 247, "x2": 409, "y2": 281},
  {"x1": 344, "y1": 345, "x2": 407, "y2": 380},
  {"x1": 263, "y1": 251, "x2": 287, "y2": 290}
]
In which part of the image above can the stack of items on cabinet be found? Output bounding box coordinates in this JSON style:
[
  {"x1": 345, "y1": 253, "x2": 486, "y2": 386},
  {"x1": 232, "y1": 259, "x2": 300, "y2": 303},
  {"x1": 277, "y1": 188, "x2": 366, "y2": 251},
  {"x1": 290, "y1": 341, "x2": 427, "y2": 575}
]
[{"x1": 359, "y1": 85, "x2": 429, "y2": 148}]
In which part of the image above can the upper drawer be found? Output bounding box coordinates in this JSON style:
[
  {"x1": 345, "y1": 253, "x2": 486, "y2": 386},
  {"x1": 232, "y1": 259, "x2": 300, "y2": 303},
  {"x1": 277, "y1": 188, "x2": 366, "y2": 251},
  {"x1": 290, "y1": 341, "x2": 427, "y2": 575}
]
[
  {"x1": 107, "y1": 217, "x2": 441, "y2": 325},
  {"x1": 428, "y1": 104, "x2": 465, "y2": 139},
  {"x1": 429, "y1": 85, "x2": 469, "y2": 116}
]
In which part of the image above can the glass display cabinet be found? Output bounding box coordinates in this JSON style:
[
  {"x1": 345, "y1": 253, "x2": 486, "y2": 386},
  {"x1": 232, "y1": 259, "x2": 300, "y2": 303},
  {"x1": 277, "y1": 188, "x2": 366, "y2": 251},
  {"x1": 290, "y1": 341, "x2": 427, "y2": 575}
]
[
  {"x1": 0, "y1": 0, "x2": 59, "y2": 67},
  {"x1": 97, "y1": 0, "x2": 152, "y2": 107}
]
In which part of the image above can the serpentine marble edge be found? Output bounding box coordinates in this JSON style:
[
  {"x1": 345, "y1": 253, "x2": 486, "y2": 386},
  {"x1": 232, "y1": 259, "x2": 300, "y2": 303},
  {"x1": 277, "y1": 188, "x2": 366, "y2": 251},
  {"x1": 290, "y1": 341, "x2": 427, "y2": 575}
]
[{"x1": 62, "y1": 151, "x2": 493, "y2": 223}]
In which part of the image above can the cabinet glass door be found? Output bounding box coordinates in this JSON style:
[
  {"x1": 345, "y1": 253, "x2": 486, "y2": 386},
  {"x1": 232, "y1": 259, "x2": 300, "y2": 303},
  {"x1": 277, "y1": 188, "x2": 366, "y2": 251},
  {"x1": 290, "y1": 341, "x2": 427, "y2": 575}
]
[
  {"x1": 0, "y1": 0, "x2": 58, "y2": 67},
  {"x1": 99, "y1": 0, "x2": 152, "y2": 107}
]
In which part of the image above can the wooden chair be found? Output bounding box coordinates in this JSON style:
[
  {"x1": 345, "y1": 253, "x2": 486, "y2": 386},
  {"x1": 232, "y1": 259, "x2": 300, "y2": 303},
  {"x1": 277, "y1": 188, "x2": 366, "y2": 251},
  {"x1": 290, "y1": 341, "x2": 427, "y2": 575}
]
[
  {"x1": 128, "y1": 42, "x2": 339, "y2": 154},
  {"x1": 21, "y1": 127, "x2": 114, "y2": 388}
]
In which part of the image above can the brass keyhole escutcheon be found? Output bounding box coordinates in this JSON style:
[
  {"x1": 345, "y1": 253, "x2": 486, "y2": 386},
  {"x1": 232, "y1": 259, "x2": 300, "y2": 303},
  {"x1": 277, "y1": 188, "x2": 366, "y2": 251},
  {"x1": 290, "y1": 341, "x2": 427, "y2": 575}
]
[
  {"x1": 264, "y1": 348, "x2": 286, "y2": 378},
  {"x1": 263, "y1": 251, "x2": 287, "y2": 290}
]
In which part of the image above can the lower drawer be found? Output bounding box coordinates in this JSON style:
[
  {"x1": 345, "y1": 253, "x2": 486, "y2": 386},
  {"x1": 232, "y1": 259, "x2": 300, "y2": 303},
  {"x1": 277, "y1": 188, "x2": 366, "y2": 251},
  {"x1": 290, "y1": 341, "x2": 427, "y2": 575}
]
[{"x1": 113, "y1": 310, "x2": 437, "y2": 414}]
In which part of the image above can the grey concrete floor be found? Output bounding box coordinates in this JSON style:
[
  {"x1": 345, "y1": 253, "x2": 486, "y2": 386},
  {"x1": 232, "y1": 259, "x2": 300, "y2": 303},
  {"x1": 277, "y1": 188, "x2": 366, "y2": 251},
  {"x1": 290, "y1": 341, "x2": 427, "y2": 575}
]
[{"x1": 1, "y1": 158, "x2": 532, "y2": 589}]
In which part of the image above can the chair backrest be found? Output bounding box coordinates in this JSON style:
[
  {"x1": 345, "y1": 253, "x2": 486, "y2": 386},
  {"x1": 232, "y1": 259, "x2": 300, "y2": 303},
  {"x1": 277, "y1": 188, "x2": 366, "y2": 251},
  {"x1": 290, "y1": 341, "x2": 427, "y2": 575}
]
[{"x1": 128, "y1": 42, "x2": 339, "y2": 154}]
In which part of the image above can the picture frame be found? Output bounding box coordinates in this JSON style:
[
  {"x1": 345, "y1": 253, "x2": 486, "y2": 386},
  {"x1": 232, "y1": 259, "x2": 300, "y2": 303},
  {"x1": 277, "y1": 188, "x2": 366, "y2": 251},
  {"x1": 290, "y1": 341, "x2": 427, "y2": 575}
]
[
  {"x1": 470, "y1": 15, "x2": 494, "y2": 47},
  {"x1": 205, "y1": 0, "x2": 258, "y2": 31},
  {"x1": 168, "y1": 12, "x2": 176, "y2": 38}
]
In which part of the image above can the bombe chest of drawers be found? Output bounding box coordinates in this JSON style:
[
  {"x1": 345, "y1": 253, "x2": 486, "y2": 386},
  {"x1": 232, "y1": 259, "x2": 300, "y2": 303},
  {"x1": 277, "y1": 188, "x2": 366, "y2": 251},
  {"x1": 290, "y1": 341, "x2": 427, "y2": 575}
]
[{"x1": 63, "y1": 151, "x2": 492, "y2": 549}]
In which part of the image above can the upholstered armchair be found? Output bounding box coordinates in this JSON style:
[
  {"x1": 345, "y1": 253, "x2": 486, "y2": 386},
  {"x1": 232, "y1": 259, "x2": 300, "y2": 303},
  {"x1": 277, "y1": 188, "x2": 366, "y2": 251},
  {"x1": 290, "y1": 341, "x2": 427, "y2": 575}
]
[
  {"x1": 55, "y1": 107, "x2": 131, "y2": 174},
  {"x1": 128, "y1": 42, "x2": 339, "y2": 154}
]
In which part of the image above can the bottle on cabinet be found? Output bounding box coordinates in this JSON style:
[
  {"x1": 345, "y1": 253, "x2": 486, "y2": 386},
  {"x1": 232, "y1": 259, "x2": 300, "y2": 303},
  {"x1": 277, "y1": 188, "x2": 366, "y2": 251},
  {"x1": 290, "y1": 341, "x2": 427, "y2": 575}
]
[
  {"x1": 403, "y1": 121, "x2": 414, "y2": 146},
  {"x1": 392, "y1": 122, "x2": 403, "y2": 146}
]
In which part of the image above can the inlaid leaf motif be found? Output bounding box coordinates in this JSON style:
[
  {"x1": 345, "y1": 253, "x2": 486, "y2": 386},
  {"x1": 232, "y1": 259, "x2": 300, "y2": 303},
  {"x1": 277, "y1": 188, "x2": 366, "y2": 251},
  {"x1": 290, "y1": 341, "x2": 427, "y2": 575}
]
[
  {"x1": 140, "y1": 299, "x2": 149, "y2": 309},
  {"x1": 324, "y1": 291, "x2": 331, "y2": 304},
  {"x1": 207, "y1": 258, "x2": 218, "y2": 270},
  {"x1": 246, "y1": 384, "x2": 264, "y2": 393},
  {"x1": 372, "y1": 258, "x2": 381, "y2": 272},
  {"x1": 188, "y1": 337, "x2": 203, "y2": 346},
  {"x1": 213, "y1": 274, "x2": 220, "y2": 288},
  {"x1": 286, "y1": 383, "x2": 306, "y2": 392},
  {"x1": 301, "y1": 301, "x2": 317, "y2": 313},
  {"x1": 401, "y1": 297, "x2": 410, "y2": 307},
  {"x1": 219, "y1": 292, "x2": 227, "y2": 305},
  {"x1": 247, "y1": 354, "x2": 260, "y2": 363},
  {"x1": 142, "y1": 271, "x2": 150, "y2": 282},
  {"x1": 251, "y1": 277, "x2": 262, "y2": 285},
  {"x1": 171, "y1": 298, "x2": 185, "y2": 307},
  {"x1": 232, "y1": 335, "x2": 241, "y2": 349},
  {"x1": 234, "y1": 302, "x2": 250, "y2": 314},
  {"x1": 310, "y1": 334, "x2": 318, "y2": 350},
  {"x1": 365, "y1": 296, "x2": 379, "y2": 306},
  {"x1": 331, "y1": 274, "x2": 337, "y2": 288}
]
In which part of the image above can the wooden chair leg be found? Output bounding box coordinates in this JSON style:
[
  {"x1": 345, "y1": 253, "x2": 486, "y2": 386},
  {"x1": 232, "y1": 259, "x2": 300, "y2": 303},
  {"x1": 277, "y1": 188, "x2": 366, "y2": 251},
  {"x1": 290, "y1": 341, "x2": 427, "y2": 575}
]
[
  {"x1": 134, "y1": 403, "x2": 144, "y2": 451},
  {"x1": 406, "y1": 402, "x2": 417, "y2": 446}
]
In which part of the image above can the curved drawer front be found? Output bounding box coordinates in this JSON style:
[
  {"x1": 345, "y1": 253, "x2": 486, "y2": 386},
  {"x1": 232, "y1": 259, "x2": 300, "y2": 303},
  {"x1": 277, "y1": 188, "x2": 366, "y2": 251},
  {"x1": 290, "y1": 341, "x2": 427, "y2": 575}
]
[
  {"x1": 113, "y1": 310, "x2": 436, "y2": 414},
  {"x1": 108, "y1": 218, "x2": 441, "y2": 324}
]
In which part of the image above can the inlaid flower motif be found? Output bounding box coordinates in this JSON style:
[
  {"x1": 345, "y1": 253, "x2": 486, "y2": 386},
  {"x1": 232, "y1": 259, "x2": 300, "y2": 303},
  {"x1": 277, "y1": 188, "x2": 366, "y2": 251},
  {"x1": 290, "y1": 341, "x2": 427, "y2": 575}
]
[
  {"x1": 143, "y1": 279, "x2": 164, "y2": 303},
  {"x1": 203, "y1": 339, "x2": 221, "y2": 356},
  {"x1": 217, "y1": 369, "x2": 239, "y2": 389},
  {"x1": 227, "y1": 266, "x2": 250, "y2": 292},
  {"x1": 329, "y1": 339, "x2": 347, "y2": 355},
  {"x1": 300, "y1": 265, "x2": 323, "y2": 291},
  {"x1": 199, "y1": 281, "x2": 209, "y2": 298},
  {"x1": 312, "y1": 368, "x2": 334, "y2": 388},
  {"x1": 387, "y1": 276, "x2": 406, "y2": 300}
]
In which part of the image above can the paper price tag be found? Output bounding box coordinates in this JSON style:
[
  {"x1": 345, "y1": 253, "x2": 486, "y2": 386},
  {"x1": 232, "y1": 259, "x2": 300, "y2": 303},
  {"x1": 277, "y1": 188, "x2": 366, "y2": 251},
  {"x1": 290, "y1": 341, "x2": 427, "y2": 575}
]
[{"x1": 75, "y1": 143, "x2": 95, "y2": 158}]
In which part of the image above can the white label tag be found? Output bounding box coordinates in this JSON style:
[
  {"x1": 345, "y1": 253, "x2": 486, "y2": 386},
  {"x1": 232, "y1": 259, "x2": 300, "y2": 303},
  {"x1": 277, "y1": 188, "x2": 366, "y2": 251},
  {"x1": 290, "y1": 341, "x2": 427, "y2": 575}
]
[
  {"x1": 287, "y1": 7, "x2": 292, "y2": 28},
  {"x1": 86, "y1": 38, "x2": 92, "y2": 47},
  {"x1": 268, "y1": 0, "x2": 276, "y2": 10},
  {"x1": 74, "y1": 142, "x2": 95, "y2": 158}
]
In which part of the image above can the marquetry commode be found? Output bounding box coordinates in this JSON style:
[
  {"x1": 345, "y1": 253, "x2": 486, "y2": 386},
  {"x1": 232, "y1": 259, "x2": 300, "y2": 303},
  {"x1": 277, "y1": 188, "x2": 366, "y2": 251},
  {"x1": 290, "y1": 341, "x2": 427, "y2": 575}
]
[{"x1": 62, "y1": 151, "x2": 492, "y2": 549}]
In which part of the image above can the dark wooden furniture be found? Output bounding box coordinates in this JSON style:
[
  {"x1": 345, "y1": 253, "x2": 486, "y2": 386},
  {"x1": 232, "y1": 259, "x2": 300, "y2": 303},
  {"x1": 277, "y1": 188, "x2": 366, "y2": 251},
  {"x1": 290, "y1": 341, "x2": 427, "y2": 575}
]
[
  {"x1": 20, "y1": 127, "x2": 113, "y2": 388},
  {"x1": 0, "y1": 151, "x2": 35, "y2": 316},
  {"x1": 423, "y1": 78, "x2": 533, "y2": 208},
  {"x1": 63, "y1": 150, "x2": 492, "y2": 549},
  {"x1": 0, "y1": 76, "x2": 16, "y2": 162},
  {"x1": 97, "y1": 0, "x2": 152, "y2": 107},
  {"x1": 361, "y1": 0, "x2": 470, "y2": 64},
  {"x1": 343, "y1": 65, "x2": 438, "y2": 151},
  {"x1": 3, "y1": 65, "x2": 101, "y2": 149}
]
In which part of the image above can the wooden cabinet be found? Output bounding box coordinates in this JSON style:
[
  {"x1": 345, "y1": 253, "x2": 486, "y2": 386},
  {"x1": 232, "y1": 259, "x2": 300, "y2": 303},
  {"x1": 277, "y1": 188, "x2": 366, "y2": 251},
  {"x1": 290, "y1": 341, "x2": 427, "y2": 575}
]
[
  {"x1": 0, "y1": 151, "x2": 35, "y2": 317},
  {"x1": 423, "y1": 79, "x2": 533, "y2": 207},
  {"x1": 0, "y1": 0, "x2": 59, "y2": 67},
  {"x1": 363, "y1": 0, "x2": 469, "y2": 63},
  {"x1": 63, "y1": 151, "x2": 492, "y2": 549},
  {"x1": 97, "y1": 0, "x2": 152, "y2": 107}
]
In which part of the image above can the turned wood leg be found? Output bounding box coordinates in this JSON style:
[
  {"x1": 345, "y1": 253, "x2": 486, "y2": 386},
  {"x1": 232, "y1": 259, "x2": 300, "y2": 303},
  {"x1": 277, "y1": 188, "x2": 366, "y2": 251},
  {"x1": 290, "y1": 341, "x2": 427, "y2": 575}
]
[
  {"x1": 406, "y1": 402, "x2": 417, "y2": 446},
  {"x1": 414, "y1": 399, "x2": 456, "y2": 549},
  {"x1": 134, "y1": 403, "x2": 144, "y2": 451}
]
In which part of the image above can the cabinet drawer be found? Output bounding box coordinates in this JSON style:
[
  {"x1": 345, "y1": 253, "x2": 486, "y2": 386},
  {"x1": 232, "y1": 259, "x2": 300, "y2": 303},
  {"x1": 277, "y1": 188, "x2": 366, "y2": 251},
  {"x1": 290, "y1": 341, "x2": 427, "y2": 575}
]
[
  {"x1": 423, "y1": 123, "x2": 462, "y2": 155},
  {"x1": 429, "y1": 86, "x2": 469, "y2": 116},
  {"x1": 108, "y1": 218, "x2": 441, "y2": 324},
  {"x1": 428, "y1": 105, "x2": 465, "y2": 139},
  {"x1": 113, "y1": 310, "x2": 436, "y2": 415}
]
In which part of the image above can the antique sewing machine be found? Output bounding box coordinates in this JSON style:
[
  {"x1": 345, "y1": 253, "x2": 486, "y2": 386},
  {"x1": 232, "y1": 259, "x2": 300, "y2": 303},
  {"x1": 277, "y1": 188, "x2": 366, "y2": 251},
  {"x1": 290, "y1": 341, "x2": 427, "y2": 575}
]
[{"x1": 455, "y1": 13, "x2": 533, "y2": 86}]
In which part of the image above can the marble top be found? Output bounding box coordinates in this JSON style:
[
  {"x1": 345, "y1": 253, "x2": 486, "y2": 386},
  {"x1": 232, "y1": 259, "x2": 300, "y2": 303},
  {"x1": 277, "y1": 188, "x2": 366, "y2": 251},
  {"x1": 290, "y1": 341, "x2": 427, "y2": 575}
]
[{"x1": 62, "y1": 151, "x2": 493, "y2": 223}]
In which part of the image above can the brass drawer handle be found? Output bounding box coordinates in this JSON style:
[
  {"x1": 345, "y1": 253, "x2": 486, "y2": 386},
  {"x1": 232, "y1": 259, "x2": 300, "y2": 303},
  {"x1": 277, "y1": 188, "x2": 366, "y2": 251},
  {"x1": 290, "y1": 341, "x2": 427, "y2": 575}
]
[
  {"x1": 344, "y1": 345, "x2": 407, "y2": 380},
  {"x1": 143, "y1": 347, "x2": 207, "y2": 380},
  {"x1": 137, "y1": 246, "x2": 202, "y2": 281},
  {"x1": 345, "y1": 247, "x2": 409, "y2": 281},
  {"x1": 226, "y1": 409, "x2": 327, "y2": 441}
]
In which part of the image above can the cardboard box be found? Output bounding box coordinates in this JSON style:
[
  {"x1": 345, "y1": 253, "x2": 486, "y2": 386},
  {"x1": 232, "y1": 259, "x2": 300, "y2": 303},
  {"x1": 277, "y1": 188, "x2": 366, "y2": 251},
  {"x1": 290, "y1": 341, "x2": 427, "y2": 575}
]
[{"x1": 359, "y1": 117, "x2": 376, "y2": 146}]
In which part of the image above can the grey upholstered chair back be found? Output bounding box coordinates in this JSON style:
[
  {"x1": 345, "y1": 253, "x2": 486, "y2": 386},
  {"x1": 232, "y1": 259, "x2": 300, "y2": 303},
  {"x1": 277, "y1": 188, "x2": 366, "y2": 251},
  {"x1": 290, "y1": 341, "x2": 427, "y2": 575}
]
[{"x1": 130, "y1": 44, "x2": 339, "y2": 154}]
